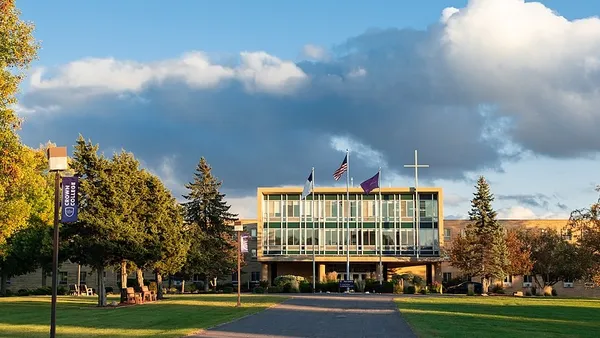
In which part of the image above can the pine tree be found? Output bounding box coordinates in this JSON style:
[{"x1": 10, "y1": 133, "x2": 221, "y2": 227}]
[
  {"x1": 181, "y1": 157, "x2": 238, "y2": 289},
  {"x1": 449, "y1": 176, "x2": 508, "y2": 293}
]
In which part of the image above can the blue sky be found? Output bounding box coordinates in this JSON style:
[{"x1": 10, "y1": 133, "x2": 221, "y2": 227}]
[{"x1": 15, "y1": 0, "x2": 600, "y2": 219}]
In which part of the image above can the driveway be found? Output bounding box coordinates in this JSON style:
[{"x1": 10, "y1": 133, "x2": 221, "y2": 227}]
[{"x1": 192, "y1": 293, "x2": 416, "y2": 338}]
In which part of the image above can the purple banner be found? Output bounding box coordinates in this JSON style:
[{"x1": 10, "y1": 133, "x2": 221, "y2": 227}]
[
  {"x1": 61, "y1": 176, "x2": 79, "y2": 223},
  {"x1": 360, "y1": 172, "x2": 380, "y2": 194}
]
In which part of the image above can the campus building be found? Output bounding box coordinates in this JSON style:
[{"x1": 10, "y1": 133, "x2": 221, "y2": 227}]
[
  {"x1": 254, "y1": 186, "x2": 445, "y2": 285},
  {"x1": 5, "y1": 186, "x2": 600, "y2": 297}
]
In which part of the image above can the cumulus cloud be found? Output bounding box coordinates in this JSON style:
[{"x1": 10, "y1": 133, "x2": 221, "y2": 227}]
[
  {"x1": 301, "y1": 44, "x2": 330, "y2": 61},
  {"x1": 16, "y1": 0, "x2": 600, "y2": 204}
]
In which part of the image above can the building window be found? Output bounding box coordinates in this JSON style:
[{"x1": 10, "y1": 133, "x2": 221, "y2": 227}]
[
  {"x1": 79, "y1": 271, "x2": 87, "y2": 284},
  {"x1": 523, "y1": 275, "x2": 533, "y2": 287},
  {"x1": 231, "y1": 272, "x2": 238, "y2": 282},
  {"x1": 267, "y1": 200, "x2": 281, "y2": 218},
  {"x1": 251, "y1": 249, "x2": 257, "y2": 258},
  {"x1": 443, "y1": 272, "x2": 452, "y2": 282},
  {"x1": 250, "y1": 228, "x2": 257, "y2": 238},
  {"x1": 563, "y1": 278, "x2": 574, "y2": 288},
  {"x1": 59, "y1": 272, "x2": 68, "y2": 285},
  {"x1": 444, "y1": 228, "x2": 451, "y2": 241},
  {"x1": 284, "y1": 200, "x2": 300, "y2": 218},
  {"x1": 287, "y1": 229, "x2": 300, "y2": 245},
  {"x1": 251, "y1": 272, "x2": 260, "y2": 282},
  {"x1": 401, "y1": 200, "x2": 413, "y2": 220},
  {"x1": 503, "y1": 275, "x2": 513, "y2": 287}
]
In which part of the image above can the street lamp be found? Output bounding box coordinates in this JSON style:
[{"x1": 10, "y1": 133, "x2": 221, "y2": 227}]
[
  {"x1": 234, "y1": 221, "x2": 243, "y2": 307},
  {"x1": 47, "y1": 146, "x2": 68, "y2": 338}
]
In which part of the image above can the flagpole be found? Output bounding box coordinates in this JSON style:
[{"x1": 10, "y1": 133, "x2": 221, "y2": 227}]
[
  {"x1": 346, "y1": 149, "x2": 350, "y2": 290},
  {"x1": 378, "y1": 167, "x2": 383, "y2": 285},
  {"x1": 311, "y1": 167, "x2": 316, "y2": 293}
]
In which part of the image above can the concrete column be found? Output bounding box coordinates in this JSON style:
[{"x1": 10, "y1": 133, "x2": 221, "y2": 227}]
[
  {"x1": 318, "y1": 264, "x2": 326, "y2": 282},
  {"x1": 261, "y1": 263, "x2": 269, "y2": 284},
  {"x1": 376, "y1": 264, "x2": 383, "y2": 283},
  {"x1": 434, "y1": 262, "x2": 443, "y2": 283}
]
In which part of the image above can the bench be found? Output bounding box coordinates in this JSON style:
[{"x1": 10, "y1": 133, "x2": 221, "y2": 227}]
[
  {"x1": 141, "y1": 285, "x2": 157, "y2": 302},
  {"x1": 126, "y1": 287, "x2": 142, "y2": 304}
]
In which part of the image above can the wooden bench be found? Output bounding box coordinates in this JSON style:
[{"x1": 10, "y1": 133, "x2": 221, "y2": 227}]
[
  {"x1": 141, "y1": 285, "x2": 157, "y2": 302},
  {"x1": 126, "y1": 287, "x2": 142, "y2": 304}
]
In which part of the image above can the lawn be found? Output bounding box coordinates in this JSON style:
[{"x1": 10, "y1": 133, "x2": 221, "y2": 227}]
[
  {"x1": 396, "y1": 296, "x2": 600, "y2": 338},
  {"x1": 0, "y1": 294, "x2": 286, "y2": 337}
]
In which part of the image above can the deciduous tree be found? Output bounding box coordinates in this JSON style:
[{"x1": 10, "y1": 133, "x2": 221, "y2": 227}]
[{"x1": 569, "y1": 191, "x2": 600, "y2": 286}]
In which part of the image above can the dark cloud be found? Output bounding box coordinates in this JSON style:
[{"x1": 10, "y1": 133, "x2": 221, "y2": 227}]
[
  {"x1": 497, "y1": 194, "x2": 550, "y2": 209},
  {"x1": 19, "y1": 26, "x2": 513, "y2": 197}
]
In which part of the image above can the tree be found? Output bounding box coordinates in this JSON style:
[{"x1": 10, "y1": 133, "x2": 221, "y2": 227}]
[
  {"x1": 505, "y1": 228, "x2": 533, "y2": 277},
  {"x1": 524, "y1": 228, "x2": 586, "y2": 292},
  {"x1": 62, "y1": 136, "x2": 117, "y2": 306},
  {"x1": 0, "y1": 0, "x2": 40, "y2": 252},
  {"x1": 569, "y1": 190, "x2": 600, "y2": 286},
  {"x1": 181, "y1": 158, "x2": 238, "y2": 290},
  {"x1": 137, "y1": 172, "x2": 189, "y2": 299},
  {"x1": 448, "y1": 176, "x2": 508, "y2": 293},
  {"x1": 0, "y1": 146, "x2": 53, "y2": 295}
]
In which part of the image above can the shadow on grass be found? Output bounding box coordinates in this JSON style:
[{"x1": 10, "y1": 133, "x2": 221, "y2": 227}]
[{"x1": 396, "y1": 296, "x2": 600, "y2": 338}]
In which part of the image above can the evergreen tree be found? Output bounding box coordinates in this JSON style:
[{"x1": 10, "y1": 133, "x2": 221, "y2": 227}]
[
  {"x1": 181, "y1": 157, "x2": 238, "y2": 289},
  {"x1": 449, "y1": 176, "x2": 508, "y2": 293}
]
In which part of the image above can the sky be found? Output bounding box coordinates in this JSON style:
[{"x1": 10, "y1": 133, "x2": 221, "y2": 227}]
[{"x1": 14, "y1": 0, "x2": 600, "y2": 220}]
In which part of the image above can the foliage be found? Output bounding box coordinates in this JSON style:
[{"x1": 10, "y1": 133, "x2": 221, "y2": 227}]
[
  {"x1": 505, "y1": 228, "x2": 533, "y2": 276},
  {"x1": 299, "y1": 280, "x2": 312, "y2": 293},
  {"x1": 448, "y1": 176, "x2": 508, "y2": 293},
  {"x1": 569, "y1": 193, "x2": 600, "y2": 285},
  {"x1": 0, "y1": 0, "x2": 41, "y2": 253},
  {"x1": 181, "y1": 158, "x2": 238, "y2": 284},
  {"x1": 259, "y1": 280, "x2": 269, "y2": 288},
  {"x1": 252, "y1": 286, "x2": 265, "y2": 294},
  {"x1": 393, "y1": 283, "x2": 403, "y2": 294},
  {"x1": 355, "y1": 279, "x2": 366, "y2": 292},
  {"x1": 404, "y1": 285, "x2": 416, "y2": 294},
  {"x1": 522, "y1": 228, "x2": 587, "y2": 288}
]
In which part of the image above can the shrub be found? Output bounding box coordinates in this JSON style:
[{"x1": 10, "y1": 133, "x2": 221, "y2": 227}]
[
  {"x1": 17, "y1": 289, "x2": 30, "y2": 296},
  {"x1": 57, "y1": 286, "x2": 68, "y2": 296},
  {"x1": 105, "y1": 286, "x2": 114, "y2": 294},
  {"x1": 404, "y1": 285, "x2": 416, "y2": 294},
  {"x1": 420, "y1": 289, "x2": 427, "y2": 295},
  {"x1": 4, "y1": 289, "x2": 13, "y2": 297},
  {"x1": 355, "y1": 280, "x2": 366, "y2": 293},
  {"x1": 253, "y1": 286, "x2": 265, "y2": 294},
  {"x1": 525, "y1": 290, "x2": 532, "y2": 296},
  {"x1": 259, "y1": 280, "x2": 269, "y2": 288},
  {"x1": 189, "y1": 283, "x2": 197, "y2": 293},
  {"x1": 148, "y1": 282, "x2": 157, "y2": 293},
  {"x1": 490, "y1": 284, "x2": 504, "y2": 294},
  {"x1": 267, "y1": 285, "x2": 283, "y2": 293},
  {"x1": 299, "y1": 281, "x2": 312, "y2": 293},
  {"x1": 412, "y1": 275, "x2": 426, "y2": 288},
  {"x1": 223, "y1": 286, "x2": 234, "y2": 294},
  {"x1": 194, "y1": 281, "x2": 205, "y2": 291},
  {"x1": 168, "y1": 287, "x2": 178, "y2": 294},
  {"x1": 552, "y1": 289, "x2": 558, "y2": 296},
  {"x1": 531, "y1": 286, "x2": 537, "y2": 296},
  {"x1": 393, "y1": 283, "x2": 404, "y2": 294},
  {"x1": 325, "y1": 271, "x2": 338, "y2": 282},
  {"x1": 32, "y1": 287, "x2": 52, "y2": 295}
]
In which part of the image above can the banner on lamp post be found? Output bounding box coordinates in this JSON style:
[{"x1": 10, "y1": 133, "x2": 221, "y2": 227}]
[
  {"x1": 241, "y1": 235, "x2": 249, "y2": 253},
  {"x1": 61, "y1": 176, "x2": 79, "y2": 223}
]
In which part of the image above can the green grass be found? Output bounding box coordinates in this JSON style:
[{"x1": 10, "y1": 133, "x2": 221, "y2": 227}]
[
  {"x1": 0, "y1": 294, "x2": 286, "y2": 337},
  {"x1": 396, "y1": 296, "x2": 600, "y2": 338}
]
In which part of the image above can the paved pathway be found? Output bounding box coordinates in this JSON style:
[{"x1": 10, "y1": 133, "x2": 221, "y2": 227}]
[{"x1": 192, "y1": 294, "x2": 416, "y2": 338}]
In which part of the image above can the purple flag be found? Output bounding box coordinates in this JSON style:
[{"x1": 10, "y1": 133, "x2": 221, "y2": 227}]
[
  {"x1": 360, "y1": 172, "x2": 380, "y2": 194},
  {"x1": 61, "y1": 176, "x2": 79, "y2": 223},
  {"x1": 241, "y1": 234, "x2": 249, "y2": 253}
]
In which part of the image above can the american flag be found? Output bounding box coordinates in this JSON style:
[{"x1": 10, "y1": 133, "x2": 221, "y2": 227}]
[{"x1": 333, "y1": 154, "x2": 348, "y2": 181}]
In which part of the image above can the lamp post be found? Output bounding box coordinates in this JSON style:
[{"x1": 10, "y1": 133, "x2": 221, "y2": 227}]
[
  {"x1": 47, "y1": 146, "x2": 68, "y2": 338},
  {"x1": 234, "y1": 221, "x2": 243, "y2": 307}
]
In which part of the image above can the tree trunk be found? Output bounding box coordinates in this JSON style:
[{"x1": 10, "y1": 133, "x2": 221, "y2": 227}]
[
  {"x1": 155, "y1": 272, "x2": 163, "y2": 300},
  {"x1": 181, "y1": 280, "x2": 185, "y2": 294},
  {"x1": 482, "y1": 277, "x2": 490, "y2": 294},
  {"x1": 136, "y1": 268, "x2": 144, "y2": 290},
  {"x1": 41, "y1": 268, "x2": 47, "y2": 287},
  {"x1": 120, "y1": 260, "x2": 128, "y2": 288},
  {"x1": 204, "y1": 276, "x2": 210, "y2": 292},
  {"x1": 1, "y1": 272, "x2": 7, "y2": 296},
  {"x1": 97, "y1": 266, "x2": 106, "y2": 307}
]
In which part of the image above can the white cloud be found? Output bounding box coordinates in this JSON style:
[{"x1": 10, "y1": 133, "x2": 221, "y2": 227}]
[
  {"x1": 301, "y1": 44, "x2": 329, "y2": 61},
  {"x1": 28, "y1": 51, "x2": 307, "y2": 99},
  {"x1": 228, "y1": 196, "x2": 257, "y2": 219},
  {"x1": 497, "y1": 206, "x2": 538, "y2": 219},
  {"x1": 346, "y1": 68, "x2": 367, "y2": 78}
]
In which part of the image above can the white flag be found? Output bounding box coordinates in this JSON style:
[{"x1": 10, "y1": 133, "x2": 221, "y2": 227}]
[
  {"x1": 301, "y1": 171, "x2": 313, "y2": 199},
  {"x1": 241, "y1": 235, "x2": 249, "y2": 253}
]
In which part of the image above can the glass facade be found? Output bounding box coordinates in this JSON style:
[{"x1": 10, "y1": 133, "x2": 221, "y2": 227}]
[{"x1": 261, "y1": 192, "x2": 440, "y2": 257}]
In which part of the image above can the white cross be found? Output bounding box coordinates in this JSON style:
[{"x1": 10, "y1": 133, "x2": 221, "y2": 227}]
[{"x1": 403, "y1": 150, "x2": 429, "y2": 189}]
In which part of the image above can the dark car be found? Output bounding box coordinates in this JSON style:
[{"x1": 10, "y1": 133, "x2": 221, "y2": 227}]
[{"x1": 445, "y1": 281, "x2": 483, "y2": 294}]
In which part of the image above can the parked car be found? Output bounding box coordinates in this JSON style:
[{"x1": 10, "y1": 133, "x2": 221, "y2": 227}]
[{"x1": 446, "y1": 281, "x2": 483, "y2": 294}]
